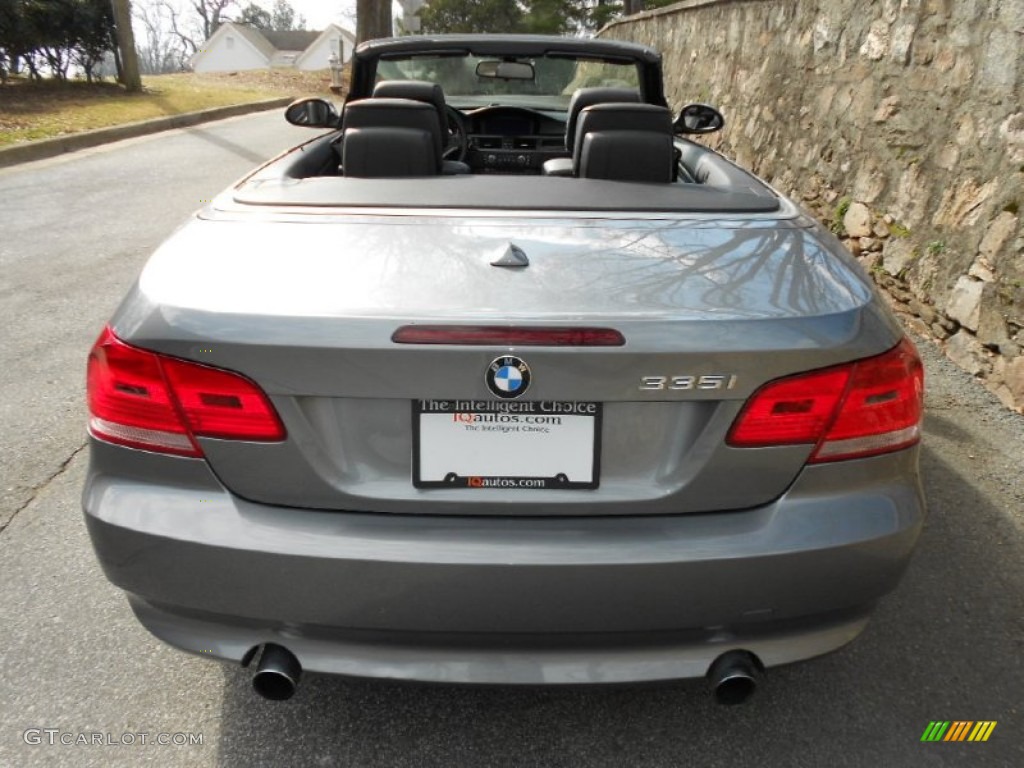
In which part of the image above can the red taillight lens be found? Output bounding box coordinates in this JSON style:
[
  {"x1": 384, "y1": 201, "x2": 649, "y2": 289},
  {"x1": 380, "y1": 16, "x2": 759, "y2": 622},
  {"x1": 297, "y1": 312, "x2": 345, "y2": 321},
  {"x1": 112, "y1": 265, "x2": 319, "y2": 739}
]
[
  {"x1": 725, "y1": 367, "x2": 851, "y2": 446},
  {"x1": 87, "y1": 328, "x2": 198, "y2": 456},
  {"x1": 727, "y1": 338, "x2": 923, "y2": 463},
  {"x1": 391, "y1": 325, "x2": 625, "y2": 346},
  {"x1": 87, "y1": 327, "x2": 285, "y2": 457},
  {"x1": 811, "y1": 338, "x2": 923, "y2": 462},
  {"x1": 161, "y1": 358, "x2": 285, "y2": 441}
]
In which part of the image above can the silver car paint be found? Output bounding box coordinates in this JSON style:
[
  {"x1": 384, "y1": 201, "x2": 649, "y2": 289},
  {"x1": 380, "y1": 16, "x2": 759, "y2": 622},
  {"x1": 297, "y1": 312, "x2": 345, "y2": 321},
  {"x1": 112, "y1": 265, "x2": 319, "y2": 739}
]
[
  {"x1": 84, "y1": 438, "x2": 923, "y2": 683},
  {"x1": 107, "y1": 208, "x2": 901, "y2": 516}
]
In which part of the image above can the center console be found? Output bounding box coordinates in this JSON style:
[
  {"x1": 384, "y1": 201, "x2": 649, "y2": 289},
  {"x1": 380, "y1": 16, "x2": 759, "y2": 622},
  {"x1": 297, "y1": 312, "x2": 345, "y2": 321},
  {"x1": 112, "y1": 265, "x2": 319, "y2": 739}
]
[{"x1": 468, "y1": 135, "x2": 567, "y2": 174}]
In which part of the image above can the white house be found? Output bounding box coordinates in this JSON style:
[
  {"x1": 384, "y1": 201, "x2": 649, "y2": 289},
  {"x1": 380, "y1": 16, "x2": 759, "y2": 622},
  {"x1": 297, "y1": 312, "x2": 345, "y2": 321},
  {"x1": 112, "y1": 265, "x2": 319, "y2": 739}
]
[
  {"x1": 294, "y1": 26, "x2": 356, "y2": 70},
  {"x1": 191, "y1": 22, "x2": 355, "y2": 73}
]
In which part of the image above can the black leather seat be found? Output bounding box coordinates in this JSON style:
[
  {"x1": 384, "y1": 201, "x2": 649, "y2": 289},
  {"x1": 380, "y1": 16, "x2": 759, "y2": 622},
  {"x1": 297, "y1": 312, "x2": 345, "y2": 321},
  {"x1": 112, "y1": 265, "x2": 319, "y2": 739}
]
[
  {"x1": 341, "y1": 98, "x2": 442, "y2": 177},
  {"x1": 542, "y1": 87, "x2": 640, "y2": 177},
  {"x1": 372, "y1": 80, "x2": 469, "y2": 174},
  {"x1": 574, "y1": 103, "x2": 675, "y2": 183}
]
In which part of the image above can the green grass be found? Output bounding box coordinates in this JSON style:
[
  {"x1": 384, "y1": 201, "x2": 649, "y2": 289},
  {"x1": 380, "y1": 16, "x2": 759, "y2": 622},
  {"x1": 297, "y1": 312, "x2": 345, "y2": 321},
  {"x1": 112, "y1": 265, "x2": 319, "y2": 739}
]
[
  {"x1": 830, "y1": 196, "x2": 852, "y2": 236},
  {"x1": 0, "y1": 70, "x2": 338, "y2": 147},
  {"x1": 888, "y1": 221, "x2": 911, "y2": 238}
]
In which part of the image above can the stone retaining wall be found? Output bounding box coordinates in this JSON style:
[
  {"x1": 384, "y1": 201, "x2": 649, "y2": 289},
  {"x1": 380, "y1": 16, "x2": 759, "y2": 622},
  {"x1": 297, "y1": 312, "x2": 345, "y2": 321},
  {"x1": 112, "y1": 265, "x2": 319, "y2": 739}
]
[{"x1": 603, "y1": 0, "x2": 1024, "y2": 411}]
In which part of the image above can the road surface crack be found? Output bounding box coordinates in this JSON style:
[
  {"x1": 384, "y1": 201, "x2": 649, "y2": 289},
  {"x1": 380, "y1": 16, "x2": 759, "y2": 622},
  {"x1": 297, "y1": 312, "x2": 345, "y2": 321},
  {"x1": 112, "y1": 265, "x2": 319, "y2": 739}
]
[{"x1": 0, "y1": 442, "x2": 87, "y2": 538}]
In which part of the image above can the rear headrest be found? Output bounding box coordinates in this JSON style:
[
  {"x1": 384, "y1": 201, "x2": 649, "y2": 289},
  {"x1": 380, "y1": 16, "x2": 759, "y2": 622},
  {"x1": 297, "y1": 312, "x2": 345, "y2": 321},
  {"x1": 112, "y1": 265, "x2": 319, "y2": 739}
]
[
  {"x1": 579, "y1": 131, "x2": 675, "y2": 183},
  {"x1": 342, "y1": 97, "x2": 444, "y2": 169},
  {"x1": 343, "y1": 127, "x2": 437, "y2": 178},
  {"x1": 564, "y1": 87, "x2": 640, "y2": 150}
]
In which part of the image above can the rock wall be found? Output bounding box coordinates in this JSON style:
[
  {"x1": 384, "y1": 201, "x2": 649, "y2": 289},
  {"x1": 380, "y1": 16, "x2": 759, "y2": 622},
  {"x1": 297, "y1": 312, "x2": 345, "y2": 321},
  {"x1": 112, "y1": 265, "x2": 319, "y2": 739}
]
[{"x1": 602, "y1": 0, "x2": 1024, "y2": 411}]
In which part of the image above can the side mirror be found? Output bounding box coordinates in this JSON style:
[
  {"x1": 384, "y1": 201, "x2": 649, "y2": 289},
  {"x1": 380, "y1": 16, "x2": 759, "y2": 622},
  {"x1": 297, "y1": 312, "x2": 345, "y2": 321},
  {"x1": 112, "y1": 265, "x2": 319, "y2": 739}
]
[
  {"x1": 674, "y1": 103, "x2": 725, "y2": 135},
  {"x1": 285, "y1": 98, "x2": 340, "y2": 128}
]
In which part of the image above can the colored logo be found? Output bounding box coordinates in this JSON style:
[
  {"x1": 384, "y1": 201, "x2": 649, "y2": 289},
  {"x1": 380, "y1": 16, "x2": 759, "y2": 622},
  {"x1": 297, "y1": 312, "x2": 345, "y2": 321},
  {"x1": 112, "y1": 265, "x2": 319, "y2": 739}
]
[
  {"x1": 486, "y1": 355, "x2": 531, "y2": 399},
  {"x1": 921, "y1": 721, "x2": 997, "y2": 742}
]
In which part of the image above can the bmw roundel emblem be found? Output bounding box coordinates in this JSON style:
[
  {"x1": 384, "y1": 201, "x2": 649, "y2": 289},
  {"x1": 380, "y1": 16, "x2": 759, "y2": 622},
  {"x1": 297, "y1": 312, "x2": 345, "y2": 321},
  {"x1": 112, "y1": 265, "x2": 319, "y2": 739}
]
[{"x1": 486, "y1": 355, "x2": 531, "y2": 399}]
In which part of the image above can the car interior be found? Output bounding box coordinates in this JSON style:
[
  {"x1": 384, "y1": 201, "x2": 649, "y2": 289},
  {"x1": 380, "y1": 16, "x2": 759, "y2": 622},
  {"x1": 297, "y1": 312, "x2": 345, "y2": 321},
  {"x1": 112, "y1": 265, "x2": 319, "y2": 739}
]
[
  {"x1": 257, "y1": 74, "x2": 784, "y2": 216},
  {"x1": 280, "y1": 80, "x2": 766, "y2": 188}
]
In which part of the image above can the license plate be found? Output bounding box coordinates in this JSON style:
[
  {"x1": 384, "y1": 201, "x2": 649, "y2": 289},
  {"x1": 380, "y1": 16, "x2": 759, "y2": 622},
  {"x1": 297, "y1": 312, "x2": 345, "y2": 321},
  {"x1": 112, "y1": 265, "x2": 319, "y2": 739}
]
[{"x1": 413, "y1": 400, "x2": 601, "y2": 490}]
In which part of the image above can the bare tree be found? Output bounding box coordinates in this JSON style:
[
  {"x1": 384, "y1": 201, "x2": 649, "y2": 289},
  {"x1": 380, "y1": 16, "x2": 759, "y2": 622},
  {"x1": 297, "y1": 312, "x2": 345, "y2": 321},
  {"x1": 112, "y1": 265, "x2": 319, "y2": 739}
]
[
  {"x1": 191, "y1": 0, "x2": 236, "y2": 41},
  {"x1": 156, "y1": 1, "x2": 199, "y2": 59},
  {"x1": 135, "y1": 2, "x2": 188, "y2": 73}
]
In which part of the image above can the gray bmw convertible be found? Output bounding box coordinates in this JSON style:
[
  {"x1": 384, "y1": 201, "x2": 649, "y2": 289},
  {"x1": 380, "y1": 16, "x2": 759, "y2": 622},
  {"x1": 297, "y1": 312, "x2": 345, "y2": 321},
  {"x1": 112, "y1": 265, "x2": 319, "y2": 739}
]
[{"x1": 83, "y1": 35, "x2": 925, "y2": 704}]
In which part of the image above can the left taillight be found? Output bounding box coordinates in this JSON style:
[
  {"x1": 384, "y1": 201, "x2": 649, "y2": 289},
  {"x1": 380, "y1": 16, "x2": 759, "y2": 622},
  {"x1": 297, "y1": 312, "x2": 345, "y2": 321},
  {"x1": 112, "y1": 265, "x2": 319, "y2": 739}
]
[{"x1": 87, "y1": 326, "x2": 285, "y2": 457}]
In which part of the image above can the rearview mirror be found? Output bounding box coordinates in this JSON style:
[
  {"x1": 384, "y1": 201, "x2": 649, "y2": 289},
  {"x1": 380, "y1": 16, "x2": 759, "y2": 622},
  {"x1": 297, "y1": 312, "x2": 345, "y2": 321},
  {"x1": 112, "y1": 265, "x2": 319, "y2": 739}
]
[
  {"x1": 674, "y1": 103, "x2": 725, "y2": 135},
  {"x1": 475, "y1": 60, "x2": 536, "y2": 81},
  {"x1": 285, "y1": 98, "x2": 340, "y2": 128}
]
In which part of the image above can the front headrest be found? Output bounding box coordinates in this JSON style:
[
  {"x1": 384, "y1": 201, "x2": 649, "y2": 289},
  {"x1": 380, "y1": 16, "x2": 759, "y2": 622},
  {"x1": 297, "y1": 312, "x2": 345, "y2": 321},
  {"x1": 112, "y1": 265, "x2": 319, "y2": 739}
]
[
  {"x1": 373, "y1": 80, "x2": 447, "y2": 120},
  {"x1": 565, "y1": 87, "x2": 641, "y2": 150}
]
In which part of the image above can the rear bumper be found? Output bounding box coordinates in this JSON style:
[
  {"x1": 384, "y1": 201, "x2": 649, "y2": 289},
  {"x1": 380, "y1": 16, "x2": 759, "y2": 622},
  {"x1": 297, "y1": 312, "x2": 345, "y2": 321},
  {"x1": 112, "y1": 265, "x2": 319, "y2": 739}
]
[{"x1": 83, "y1": 439, "x2": 925, "y2": 684}]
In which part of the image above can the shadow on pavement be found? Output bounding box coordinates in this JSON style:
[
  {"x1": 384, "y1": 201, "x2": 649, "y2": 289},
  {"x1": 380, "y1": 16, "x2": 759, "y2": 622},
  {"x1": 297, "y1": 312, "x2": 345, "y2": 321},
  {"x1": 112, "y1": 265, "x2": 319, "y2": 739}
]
[
  {"x1": 184, "y1": 124, "x2": 271, "y2": 166},
  {"x1": 213, "y1": 434, "x2": 1023, "y2": 767}
]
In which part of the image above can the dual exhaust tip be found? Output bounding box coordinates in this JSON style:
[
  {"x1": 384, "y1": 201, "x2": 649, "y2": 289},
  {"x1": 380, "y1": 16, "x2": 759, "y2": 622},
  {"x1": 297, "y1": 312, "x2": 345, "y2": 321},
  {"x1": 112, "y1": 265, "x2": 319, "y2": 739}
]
[{"x1": 245, "y1": 644, "x2": 762, "y2": 705}]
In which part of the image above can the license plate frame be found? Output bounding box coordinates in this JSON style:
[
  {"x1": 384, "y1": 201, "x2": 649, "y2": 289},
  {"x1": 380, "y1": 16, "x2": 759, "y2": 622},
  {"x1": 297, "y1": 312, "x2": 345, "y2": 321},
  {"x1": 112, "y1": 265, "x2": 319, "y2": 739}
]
[{"x1": 412, "y1": 399, "x2": 601, "y2": 490}]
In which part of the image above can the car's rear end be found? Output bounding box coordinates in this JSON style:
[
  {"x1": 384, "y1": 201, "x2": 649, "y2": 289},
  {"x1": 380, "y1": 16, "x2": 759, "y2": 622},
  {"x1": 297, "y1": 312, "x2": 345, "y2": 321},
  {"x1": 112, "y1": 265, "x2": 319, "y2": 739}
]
[{"x1": 83, "y1": 202, "x2": 925, "y2": 701}]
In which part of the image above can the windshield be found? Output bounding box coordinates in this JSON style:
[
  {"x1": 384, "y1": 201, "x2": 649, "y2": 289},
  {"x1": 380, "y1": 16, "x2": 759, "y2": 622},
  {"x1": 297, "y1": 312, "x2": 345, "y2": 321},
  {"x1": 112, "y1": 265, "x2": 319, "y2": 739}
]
[{"x1": 374, "y1": 54, "x2": 641, "y2": 110}]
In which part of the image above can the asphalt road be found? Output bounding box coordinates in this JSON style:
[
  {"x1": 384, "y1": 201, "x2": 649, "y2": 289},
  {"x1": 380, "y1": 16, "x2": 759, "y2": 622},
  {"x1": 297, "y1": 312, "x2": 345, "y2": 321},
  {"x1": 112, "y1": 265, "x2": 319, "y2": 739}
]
[{"x1": 1, "y1": 114, "x2": 1022, "y2": 767}]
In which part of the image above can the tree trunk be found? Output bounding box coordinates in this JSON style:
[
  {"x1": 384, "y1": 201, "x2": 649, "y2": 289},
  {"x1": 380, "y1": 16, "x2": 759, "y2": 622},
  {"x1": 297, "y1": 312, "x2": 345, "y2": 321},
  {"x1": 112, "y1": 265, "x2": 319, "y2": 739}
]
[
  {"x1": 357, "y1": 0, "x2": 392, "y2": 44},
  {"x1": 111, "y1": 0, "x2": 143, "y2": 92},
  {"x1": 377, "y1": 0, "x2": 392, "y2": 39},
  {"x1": 113, "y1": 45, "x2": 124, "y2": 83}
]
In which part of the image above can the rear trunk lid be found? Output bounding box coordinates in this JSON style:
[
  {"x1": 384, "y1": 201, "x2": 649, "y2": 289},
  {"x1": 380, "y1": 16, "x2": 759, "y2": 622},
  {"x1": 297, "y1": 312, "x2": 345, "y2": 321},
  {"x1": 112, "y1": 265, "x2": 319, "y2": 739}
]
[{"x1": 113, "y1": 210, "x2": 900, "y2": 516}]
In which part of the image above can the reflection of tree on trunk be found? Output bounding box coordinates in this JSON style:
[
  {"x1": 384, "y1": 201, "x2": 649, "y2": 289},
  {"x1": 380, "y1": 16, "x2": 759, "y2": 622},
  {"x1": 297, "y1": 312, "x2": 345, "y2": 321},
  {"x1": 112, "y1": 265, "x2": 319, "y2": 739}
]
[
  {"x1": 563, "y1": 223, "x2": 866, "y2": 318},
  {"x1": 296, "y1": 217, "x2": 866, "y2": 324}
]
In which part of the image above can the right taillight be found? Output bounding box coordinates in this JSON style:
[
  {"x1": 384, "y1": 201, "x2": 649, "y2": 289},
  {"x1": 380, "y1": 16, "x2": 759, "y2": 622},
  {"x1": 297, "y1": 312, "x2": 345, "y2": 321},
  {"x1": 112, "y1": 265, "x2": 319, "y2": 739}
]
[
  {"x1": 87, "y1": 326, "x2": 285, "y2": 457},
  {"x1": 727, "y1": 338, "x2": 923, "y2": 463}
]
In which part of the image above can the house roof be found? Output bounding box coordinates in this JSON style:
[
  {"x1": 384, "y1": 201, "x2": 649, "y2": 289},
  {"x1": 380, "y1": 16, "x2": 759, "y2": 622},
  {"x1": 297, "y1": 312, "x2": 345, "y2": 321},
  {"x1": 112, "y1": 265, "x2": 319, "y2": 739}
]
[{"x1": 262, "y1": 29, "x2": 321, "y2": 52}]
